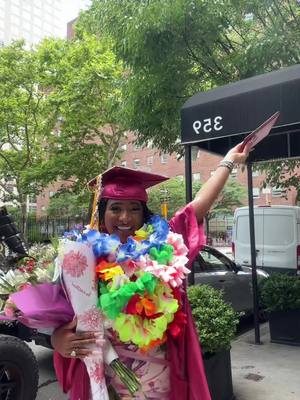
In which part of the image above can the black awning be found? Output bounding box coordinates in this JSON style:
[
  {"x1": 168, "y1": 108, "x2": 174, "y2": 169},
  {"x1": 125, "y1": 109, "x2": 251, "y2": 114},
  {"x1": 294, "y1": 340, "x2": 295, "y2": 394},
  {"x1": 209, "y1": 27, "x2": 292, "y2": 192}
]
[{"x1": 181, "y1": 64, "x2": 300, "y2": 161}]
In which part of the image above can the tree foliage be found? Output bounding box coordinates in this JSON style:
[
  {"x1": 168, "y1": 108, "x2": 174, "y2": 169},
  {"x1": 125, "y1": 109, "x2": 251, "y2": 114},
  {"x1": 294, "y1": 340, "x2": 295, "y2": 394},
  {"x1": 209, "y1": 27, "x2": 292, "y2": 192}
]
[
  {"x1": 147, "y1": 177, "x2": 246, "y2": 220},
  {"x1": 78, "y1": 0, "x2": 300, "y2": 148},
  {"x1": 0, "y1": 34, "x2": 127, "y2": 223},
  {"x1": 78, "y1": 0, "x2": 300, "y2": 190},
  {"x1": 28, "y1": 34, "x2": 126, "y2": 192},
  {"x1": 0, "y1": 41, "x2": 55, "y2": 218},
  {"x1": 47, "y1": 191, "x2": 90, "y2": 218},
  {"x1": 207, "y1": 178, "x2": 246, "y2": 220},
  {"x1": 147, "y1": 178, "x2": 187, "y2": 217}
]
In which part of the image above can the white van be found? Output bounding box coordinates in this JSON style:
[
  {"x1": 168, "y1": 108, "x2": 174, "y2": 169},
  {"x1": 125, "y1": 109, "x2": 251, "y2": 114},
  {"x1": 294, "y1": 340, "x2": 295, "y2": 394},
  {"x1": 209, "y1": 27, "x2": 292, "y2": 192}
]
[{"x1": 232, "y1": 206, "x2": 300, "y2": 275}]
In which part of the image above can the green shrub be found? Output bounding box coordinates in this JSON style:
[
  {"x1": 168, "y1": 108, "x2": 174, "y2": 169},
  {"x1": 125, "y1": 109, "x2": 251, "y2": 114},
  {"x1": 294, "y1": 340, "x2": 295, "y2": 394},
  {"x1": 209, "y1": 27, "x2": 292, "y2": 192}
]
[
  {"x1": 260, "y1": 273, "x2": 300, "y2": 312},
  {"x1": 187, "y1": 284, "x2": 239, "y2": 354}
]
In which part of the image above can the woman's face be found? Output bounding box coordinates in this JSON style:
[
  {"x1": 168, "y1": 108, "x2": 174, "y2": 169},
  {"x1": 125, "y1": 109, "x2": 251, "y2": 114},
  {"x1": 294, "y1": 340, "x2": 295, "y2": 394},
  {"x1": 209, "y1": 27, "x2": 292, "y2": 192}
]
[{"x1": 104, "y1": 199, "x2": 144, "y2": 243}]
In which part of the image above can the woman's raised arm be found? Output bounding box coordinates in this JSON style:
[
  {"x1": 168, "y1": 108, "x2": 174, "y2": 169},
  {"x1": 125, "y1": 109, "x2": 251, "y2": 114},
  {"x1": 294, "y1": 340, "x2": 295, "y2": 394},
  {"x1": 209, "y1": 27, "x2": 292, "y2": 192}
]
[{"x1": 191, "y1": 142, "x2": 251, "y2": 224}]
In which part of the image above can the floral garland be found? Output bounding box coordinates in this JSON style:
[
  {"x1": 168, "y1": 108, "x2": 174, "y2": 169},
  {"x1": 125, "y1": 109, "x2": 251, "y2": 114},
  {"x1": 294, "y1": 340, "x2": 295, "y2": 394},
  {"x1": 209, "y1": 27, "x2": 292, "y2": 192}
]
[{"x1": 67, "y1": 215, "x2": 190, "y2": 351}]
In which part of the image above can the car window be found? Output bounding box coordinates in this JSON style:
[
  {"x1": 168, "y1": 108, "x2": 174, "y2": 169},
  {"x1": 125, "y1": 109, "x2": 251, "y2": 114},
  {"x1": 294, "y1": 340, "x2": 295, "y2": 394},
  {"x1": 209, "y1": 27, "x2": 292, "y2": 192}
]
[{"x1": 200, "y1": 249, "x2": 230, "y2": 272}]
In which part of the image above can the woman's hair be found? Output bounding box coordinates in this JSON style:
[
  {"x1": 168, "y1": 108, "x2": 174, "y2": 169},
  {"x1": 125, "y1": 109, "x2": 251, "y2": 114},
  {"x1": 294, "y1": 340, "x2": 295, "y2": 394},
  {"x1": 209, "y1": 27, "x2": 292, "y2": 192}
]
[{"x1": 98, "y1": 198, "x2": 153, "y2": 230}]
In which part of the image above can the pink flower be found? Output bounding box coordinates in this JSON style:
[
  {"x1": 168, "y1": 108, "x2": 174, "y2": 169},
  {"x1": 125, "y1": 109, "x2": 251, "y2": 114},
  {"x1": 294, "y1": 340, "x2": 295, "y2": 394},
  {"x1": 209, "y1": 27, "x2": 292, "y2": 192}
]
[
  {"x1": 62, "y1": 250, "x2": 88, "y2": 277},
  {"x1": 90, "y1": 361, "x2": 105, "y2": 384},
  {"x1": 144, "y1": 254, "x2": 190, "y2": 287},
  {"x1": 78, "y1": 307, "x2": 103, "y2": 331},
  {"x1": 19, "y1": 283, "x2": 32, "y2": 291},
  {"x1": 122, "y1": 259, "x2": 138, "y2": 276},
  {"x1": 166, "y1": 232, "x2": 188, "y2": 256},
  {"x1": 4, "y1": 304, "x2": 15, "y2": 318}
]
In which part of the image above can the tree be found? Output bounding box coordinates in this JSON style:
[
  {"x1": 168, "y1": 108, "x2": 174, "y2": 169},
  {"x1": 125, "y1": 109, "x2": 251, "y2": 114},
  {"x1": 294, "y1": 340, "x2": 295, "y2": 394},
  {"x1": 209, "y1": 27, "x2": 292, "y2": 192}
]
[
  {"x1": 0, "y1": 41, "x2": 56, "y2": 225},
  {"x1": 0, "y1": 35, "x2": 128, "y2": 232},
  {"x1": 205, "y1": 179, "x2": 246, "y2": 235},
  {"x1": 255, "y1": 160, "x2": 300, "y2": 199},
  {"x1": 147, "y1": 178, "x2": 246, "y2": 231},
  {"x1": 78, "y1": 0, "x2": 300, "y2": 150},
  {"x1": 147, "y1": 177, "x2": 187, "y2": 217},
  {"x1": 27, "y1": 34, "x2": 126, "y2": 193},
  {"x1": 78, "y1": 0, "x2": 300, "y2": 188},
  {"x1": 46, "y1": 191, "x2": 90, "y2": 218}
]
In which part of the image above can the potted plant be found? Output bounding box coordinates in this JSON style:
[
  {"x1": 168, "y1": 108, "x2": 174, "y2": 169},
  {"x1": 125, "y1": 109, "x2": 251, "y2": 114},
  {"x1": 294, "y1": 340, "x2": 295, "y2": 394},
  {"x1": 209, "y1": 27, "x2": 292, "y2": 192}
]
[
  {"x1": 188, "y1": 284, "x2": 239, "y2": 400},
  {"x1": 260, "y1": 273, "x2": 300, "y2": 345}
]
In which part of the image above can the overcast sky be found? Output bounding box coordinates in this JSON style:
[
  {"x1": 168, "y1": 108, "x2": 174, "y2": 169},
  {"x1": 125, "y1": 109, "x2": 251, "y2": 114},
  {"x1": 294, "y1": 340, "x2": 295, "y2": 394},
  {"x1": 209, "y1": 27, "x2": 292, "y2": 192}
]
[{"x1": 59, "y1": 0, "x2": 91, "y2": 37}]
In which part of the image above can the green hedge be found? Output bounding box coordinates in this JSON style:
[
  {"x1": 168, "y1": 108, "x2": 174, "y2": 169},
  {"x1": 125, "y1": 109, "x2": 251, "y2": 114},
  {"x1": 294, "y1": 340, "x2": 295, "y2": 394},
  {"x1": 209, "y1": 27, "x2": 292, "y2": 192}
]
[
  {"x1": 187, "y1": 284, "x2": 239, "y2": 354},
  {"x1": 260, "y1": 273, "x2": 300, "y2": 312}
]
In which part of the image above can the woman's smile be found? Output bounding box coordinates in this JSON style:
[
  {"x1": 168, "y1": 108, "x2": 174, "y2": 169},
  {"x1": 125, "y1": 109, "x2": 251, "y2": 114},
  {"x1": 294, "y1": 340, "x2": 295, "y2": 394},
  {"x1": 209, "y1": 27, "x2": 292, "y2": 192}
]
[{"x1": 104, "y1": 199, "x2": 144, "y2": 242}]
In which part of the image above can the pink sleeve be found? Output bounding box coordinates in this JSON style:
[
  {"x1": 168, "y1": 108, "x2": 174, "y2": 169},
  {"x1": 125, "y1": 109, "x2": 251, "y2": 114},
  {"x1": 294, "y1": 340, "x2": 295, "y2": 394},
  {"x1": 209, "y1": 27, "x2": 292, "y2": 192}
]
[{"x1": 169, "y1": 203, "x2": 206, "y2": 266}]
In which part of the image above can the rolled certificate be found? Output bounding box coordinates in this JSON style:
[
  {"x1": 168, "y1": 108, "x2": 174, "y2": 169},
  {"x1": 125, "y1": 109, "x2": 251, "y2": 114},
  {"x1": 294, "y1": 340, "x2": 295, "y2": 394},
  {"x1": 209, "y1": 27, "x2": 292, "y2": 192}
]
[{"x1": 57, "y1": 240, "x2": 118, "y2": 400}]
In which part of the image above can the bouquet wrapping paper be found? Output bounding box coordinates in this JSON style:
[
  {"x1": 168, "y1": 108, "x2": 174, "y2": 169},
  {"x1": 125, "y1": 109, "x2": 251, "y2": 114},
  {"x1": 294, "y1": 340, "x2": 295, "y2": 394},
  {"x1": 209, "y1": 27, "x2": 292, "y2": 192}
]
[{"x1": 57, "y1": 240, "x2": 117, "y2": 400}]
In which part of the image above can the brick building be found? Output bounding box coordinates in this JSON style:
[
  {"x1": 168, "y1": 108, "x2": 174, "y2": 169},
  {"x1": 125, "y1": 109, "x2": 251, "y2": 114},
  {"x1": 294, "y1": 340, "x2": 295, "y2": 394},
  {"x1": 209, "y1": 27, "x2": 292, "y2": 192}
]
[
  {"x1": 118, "y1": 132, "x2": 297, "y2": 207},
  {"x1": 36, "y1": 130, "x2": 297, "y2": 218}
]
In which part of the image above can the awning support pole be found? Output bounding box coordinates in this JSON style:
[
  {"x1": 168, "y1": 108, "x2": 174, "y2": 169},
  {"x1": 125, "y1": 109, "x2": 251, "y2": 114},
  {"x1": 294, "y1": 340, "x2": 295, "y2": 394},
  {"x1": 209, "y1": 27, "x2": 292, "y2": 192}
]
[
  {"x1": 185, "y1": 145, "x2": 194, "y2": 286},
  {"x1": 247, "y1": 162, "x2": 261, "y2": 344}
]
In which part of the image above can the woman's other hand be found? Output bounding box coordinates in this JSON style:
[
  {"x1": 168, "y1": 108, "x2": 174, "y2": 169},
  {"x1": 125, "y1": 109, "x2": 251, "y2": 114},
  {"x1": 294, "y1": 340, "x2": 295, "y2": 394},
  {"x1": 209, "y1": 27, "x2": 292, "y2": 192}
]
[{"x1": 51, "y1": 318, "x2": 105, "y2": 360}]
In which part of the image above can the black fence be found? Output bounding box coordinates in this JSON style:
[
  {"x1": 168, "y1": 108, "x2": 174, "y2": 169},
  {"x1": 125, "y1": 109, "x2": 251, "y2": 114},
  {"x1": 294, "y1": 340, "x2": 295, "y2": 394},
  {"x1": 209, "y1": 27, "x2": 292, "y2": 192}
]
[{"x1": 13, "y1": 215, "x2": 90, "y2": 244}]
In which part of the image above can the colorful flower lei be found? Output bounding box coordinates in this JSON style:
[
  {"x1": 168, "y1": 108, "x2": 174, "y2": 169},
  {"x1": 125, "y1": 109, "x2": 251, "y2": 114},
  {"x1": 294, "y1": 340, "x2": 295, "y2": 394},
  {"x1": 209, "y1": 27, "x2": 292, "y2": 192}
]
[{"x1": 71, "y1": 215, "x2": 190, "y2": 351}]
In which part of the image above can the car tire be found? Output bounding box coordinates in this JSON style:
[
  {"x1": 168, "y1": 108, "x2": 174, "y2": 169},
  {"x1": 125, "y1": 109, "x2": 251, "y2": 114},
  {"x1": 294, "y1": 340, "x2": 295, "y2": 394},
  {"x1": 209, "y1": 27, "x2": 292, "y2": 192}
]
[{"x1": 0, "y1": 335, "x2": 39, "y2": 400}]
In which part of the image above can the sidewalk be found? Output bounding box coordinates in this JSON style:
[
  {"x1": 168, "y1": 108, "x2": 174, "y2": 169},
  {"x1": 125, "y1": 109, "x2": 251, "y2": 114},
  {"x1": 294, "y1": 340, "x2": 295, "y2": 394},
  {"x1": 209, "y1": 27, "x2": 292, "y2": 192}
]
[{"x1": 231, "y1": 322, "x2": 300, "y2": 400}]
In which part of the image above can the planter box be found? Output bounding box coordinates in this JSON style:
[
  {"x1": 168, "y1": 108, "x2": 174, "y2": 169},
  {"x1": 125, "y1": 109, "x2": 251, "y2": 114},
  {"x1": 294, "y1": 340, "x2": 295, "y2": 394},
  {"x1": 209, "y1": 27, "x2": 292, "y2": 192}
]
[
  {"x1": 269, "y1": 309, "x2": 300, "y2": 346},
  {"x1": 203, "y1": 349, "x2": 234, "y2": 400}
]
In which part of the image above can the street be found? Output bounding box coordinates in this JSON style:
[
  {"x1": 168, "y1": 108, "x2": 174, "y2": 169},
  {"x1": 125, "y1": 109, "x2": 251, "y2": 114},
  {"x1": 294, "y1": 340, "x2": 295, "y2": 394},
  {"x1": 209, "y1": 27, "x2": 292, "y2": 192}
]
[{"x1": 29, "y1": 343, "x2": 67, "y2": 400}]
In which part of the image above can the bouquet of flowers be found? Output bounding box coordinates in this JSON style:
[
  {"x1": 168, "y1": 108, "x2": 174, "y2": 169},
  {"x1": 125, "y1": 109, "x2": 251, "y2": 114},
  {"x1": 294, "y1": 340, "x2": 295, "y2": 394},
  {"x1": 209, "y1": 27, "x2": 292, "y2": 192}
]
[
  {"x1": 0, "y1": 243, "x2": 56, "y2": 314},
  {"x1": 0, "y1": 215, "x2": 190, "y2": 398}
]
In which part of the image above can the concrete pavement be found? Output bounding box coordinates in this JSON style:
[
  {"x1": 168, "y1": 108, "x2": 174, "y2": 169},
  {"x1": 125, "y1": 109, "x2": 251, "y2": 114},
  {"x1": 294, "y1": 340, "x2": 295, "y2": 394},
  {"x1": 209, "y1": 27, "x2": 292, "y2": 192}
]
[
  {"x1": 33, "y1": 322, "x2": 300, "y2": 399},
  {"x1": 231, "y1": 322, "x2": 300, "y2": 400}
]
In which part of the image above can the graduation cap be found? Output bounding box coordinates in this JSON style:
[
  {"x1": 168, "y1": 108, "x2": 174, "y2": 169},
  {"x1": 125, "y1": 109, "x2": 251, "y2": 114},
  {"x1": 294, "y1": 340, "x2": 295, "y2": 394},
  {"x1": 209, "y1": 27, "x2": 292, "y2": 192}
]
[
  {"x1": 88, "y1": 166, "x2": 169, "y2": 203},
  {"x1": 88, "y1": 167, "x2": 169, "y2": 229}
]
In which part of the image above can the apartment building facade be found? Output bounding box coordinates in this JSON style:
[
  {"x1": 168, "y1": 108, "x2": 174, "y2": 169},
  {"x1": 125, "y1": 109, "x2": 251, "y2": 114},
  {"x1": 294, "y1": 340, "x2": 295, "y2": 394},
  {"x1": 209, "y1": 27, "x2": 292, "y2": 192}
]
[
  {"x1": 119, "y1": 132, "x2": 297, "y2": 207},
  {"x1": 36, "y1": 130, "x2": 297, "y2": 218},
  {"x1": 0, "y1": 0, "x2": 61, "y2": 45}
]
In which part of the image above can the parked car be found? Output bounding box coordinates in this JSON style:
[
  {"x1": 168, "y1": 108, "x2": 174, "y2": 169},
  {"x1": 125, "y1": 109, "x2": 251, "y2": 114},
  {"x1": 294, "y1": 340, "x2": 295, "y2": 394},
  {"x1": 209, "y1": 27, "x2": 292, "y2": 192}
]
[{"x1": 193, "y1": 245, "x2": 269, "y2": 314}]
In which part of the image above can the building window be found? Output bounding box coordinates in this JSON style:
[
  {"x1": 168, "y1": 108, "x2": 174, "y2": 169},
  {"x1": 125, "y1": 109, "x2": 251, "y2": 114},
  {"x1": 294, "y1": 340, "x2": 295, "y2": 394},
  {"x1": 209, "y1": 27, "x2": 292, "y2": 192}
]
[
  {"x1": 161, "y1": 154, "x2": 168, "y2": 164},
  {"x1": 29, "y1": 194, "x2": 36, "y2": 203},
  {"x1": 147, "y1": 140, "x2": 153, "y2": 148},
  {"x1": 133, "y1": 159, "x2": 140, "y2": 169},
  {"x1": 147, "y1": 156, "x2": 153, "y2": 166},
  {"x1": 133, "y1": 143, "x2": 142, "y2": 151},
  {"x1": 6, "y1": 184, "x2": 15, "y2": 193},
  {"x1": 121, "y1": 160, "x2": 127, "y2": 167},
  {"x1": 272, "y1": 187, "x2": 283, "y2": 198},
  {"x1": 28, "y1": 204, "x2": 37, "y2": 213},
  {"x1": 253, "y1": 188, "x2": 260, "y2": 199},
  {"x1": 193, "y1": 173, "x2": 201, "y2": 182}
]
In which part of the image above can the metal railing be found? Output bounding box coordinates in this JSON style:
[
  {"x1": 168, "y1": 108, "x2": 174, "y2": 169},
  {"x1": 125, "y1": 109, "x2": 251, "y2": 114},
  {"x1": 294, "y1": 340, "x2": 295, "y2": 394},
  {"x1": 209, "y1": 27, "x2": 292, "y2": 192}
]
[{"x1": 12, "y1": 215, "x2": 89, "y2": 244}]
